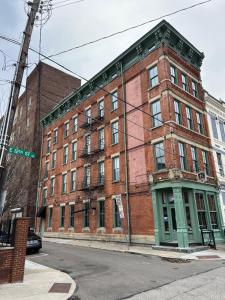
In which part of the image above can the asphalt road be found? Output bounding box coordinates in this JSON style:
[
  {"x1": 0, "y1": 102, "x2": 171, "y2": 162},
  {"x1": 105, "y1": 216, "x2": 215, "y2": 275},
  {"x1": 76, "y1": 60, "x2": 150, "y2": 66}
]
[{"x1": 28, "y1": 241, "x2": 224, "y2": 300}]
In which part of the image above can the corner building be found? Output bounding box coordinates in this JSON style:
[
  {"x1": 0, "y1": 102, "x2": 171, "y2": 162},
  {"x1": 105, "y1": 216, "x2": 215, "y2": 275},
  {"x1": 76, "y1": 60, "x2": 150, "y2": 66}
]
[{"x1": 38, "y1": 20, "x2": 224, "y2": 248}]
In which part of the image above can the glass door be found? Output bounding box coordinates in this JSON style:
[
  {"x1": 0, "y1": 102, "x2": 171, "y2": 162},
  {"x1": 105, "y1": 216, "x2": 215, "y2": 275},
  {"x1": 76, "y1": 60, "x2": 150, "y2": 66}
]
[{"x1": 161, "y1": 191, "x2": 177, "y2": 242}]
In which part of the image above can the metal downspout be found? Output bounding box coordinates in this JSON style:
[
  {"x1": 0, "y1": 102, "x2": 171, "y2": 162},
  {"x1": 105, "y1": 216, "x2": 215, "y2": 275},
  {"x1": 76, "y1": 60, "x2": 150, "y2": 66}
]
[{"x1": 121, "y1": 63, "x2": 131, "y2": 246}]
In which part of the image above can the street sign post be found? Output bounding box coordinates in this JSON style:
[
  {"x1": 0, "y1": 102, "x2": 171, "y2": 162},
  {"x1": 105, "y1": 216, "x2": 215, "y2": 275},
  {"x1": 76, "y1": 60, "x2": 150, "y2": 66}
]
[{"x1": 8, "y1": 146, "x2": 36, "y2": 159}]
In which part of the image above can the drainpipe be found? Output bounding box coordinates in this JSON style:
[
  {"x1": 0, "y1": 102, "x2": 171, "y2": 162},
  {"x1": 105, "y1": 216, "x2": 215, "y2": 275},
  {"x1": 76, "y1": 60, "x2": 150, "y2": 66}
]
[{"x1": 121, "y1": 63, "x2": 131, "y2": 247}]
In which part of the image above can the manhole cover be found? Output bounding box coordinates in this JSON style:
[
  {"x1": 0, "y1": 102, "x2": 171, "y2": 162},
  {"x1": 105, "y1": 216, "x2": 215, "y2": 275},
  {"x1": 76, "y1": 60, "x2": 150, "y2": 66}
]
[
  {"x1": 197, "y1": 255, "x2": 220, "y2": 259},
  {"x1": 49, "y1": 283, "x2": 71, "y2": 293}
]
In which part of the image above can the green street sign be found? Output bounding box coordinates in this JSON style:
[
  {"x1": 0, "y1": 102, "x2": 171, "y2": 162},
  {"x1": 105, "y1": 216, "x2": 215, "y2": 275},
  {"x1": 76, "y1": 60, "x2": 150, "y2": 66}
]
[{"x1": 8, "y1": 146, "x2": 36, "y2": 159}]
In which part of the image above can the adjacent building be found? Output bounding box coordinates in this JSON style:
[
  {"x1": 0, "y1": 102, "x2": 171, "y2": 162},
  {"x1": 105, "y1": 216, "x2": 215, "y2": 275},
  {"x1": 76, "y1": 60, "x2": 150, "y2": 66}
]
[
  {"x1": 38, "y1": 20, "x2": 225, "y2": 248},
  {"x1": 205, "y1": 91, "x2": 225, "y2": 223},
  {"x1": 0, "y1": 62, "x2": 81, "y2": 226}
]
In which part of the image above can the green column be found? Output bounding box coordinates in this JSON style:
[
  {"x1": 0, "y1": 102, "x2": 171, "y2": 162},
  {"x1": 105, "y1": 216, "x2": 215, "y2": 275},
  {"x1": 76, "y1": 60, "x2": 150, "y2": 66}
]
[
  {"x1": 216, "y1": 192, "x2": 225, "y2": 232},
  {"x1": 173, "y1": 187, "x2": 189, "y2": 248},
  {"x1": 152, "y1": 190, "x2": 160, "y2": 246}
]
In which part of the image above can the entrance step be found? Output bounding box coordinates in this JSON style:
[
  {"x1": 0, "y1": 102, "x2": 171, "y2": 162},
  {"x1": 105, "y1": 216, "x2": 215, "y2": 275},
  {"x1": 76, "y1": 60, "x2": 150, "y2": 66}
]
[{"x1": 152, "y1": 245, "x2": 209, "y2": 253}]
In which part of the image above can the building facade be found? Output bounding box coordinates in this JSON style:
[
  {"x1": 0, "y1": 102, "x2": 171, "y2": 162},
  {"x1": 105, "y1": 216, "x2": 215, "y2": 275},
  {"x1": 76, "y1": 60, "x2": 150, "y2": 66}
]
[
  {"x1": 205, "y1": 91, "x2": 225, "y2": 224},
  {"x1": 0, "y1": 62, "x2": 81, "y2": 226},
  {"x1": 38, "y1": 20, "x2": 224, "y2": 248}
]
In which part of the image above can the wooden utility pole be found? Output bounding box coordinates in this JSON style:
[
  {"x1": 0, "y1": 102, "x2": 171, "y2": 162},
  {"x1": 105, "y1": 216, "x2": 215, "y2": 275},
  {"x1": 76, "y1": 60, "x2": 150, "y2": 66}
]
[{"x1": 0, "y1": 0, "x2": 41, "y2": 177}]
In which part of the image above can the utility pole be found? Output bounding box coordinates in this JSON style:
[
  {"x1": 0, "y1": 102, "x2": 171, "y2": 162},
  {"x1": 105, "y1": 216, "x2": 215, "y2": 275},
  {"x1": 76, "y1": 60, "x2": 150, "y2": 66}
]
[{"x1": 0, "y1": 0, "x2": 41, "y2": 179}]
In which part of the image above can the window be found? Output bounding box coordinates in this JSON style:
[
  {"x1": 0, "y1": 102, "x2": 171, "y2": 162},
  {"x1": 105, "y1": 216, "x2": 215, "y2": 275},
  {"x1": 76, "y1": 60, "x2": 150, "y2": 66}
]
[
  {"x1": 98, "y1": 128, "x2": 104, "y2": 150},
  {"x1": 63, "y1": 145, "x2": 68, "y2": 164},
  {"x1": 178, "y1": 142, "x2": 187, "y2": 170},
  {"x1": 191, "y1": 147, "x2": 198, "y2": 172},
  {"x1": 151, "y1": 100, "x2": 162, "y2": 127},
  {"x1": 71, "y1": 141, "x2": 77, "y2": 161},
  {"x1": 210, "y1": 115, "x2": 218, "y2": 139},
  {"x1": 53, "y1": 129, "x2": 58, "y2": 144},
  {"x1": 52, "y1": 151, "x2": 56, "y2": 169},
  {"x1": 192, "y1": 80, "x2": 198, "y2": 97},
  {"x1": 62, "y1": 173, "x2": 67, "y2": 194},
  {"x1": 71, "y1": 170, "x2": 76, "y2": 192},
  {"x1": 186, "y1": 106, "x2": 193, "y2": 130},
  {"x1": 112, "y1": 121, "x2": 119, "y2": 144},
  {"x1": 69, "y1": 205, "x2": 75, "y2": 227},
  {"x1": 149, "y1": 65, "x2": 159, "y2": 87},
  {"x1": 202, "y1": 150, "x2": 210, "y2": 175},
  {"x1": 60, "y1": 206, "x2": 65, "y2": 227},
  {"x1": 196, "y1": 112, "x2": 204, "y2": 134},
  {"x1": 72, "y1": 116, "x2": 78, "y2": 133},
  {"x1": 195, "y1": 193, "x2": 207, "y2": 229},
  {"x1": 113, "y1": 198, "x2": 121, "y2": 227},
  {"x1": 181, "y1": 73, "x2": 188, "y2": 91},
  {"x1": 219, "y1": 121, "x2": 225, "y2": 142},
  {"x1": 42, "y1": 188, "x2": 47, "y2": 206},
  {"x1": 44, "y1": 162, "x2": 49, "y2": 178},
  {"x1": 85, "y1": 134, "x2": 91, "y2": 154},
  {"x1": 174, "y1": 100, "x2": 182, "y2": 124},
  {"x1": 84, "y1": 166, "x2": 91, "y2": 187},
  {"x1": 112, "y1": 156, "x2": 120, "y2": 182},
  {"x1": 183, "y1": 191, "x2": 192, "y2": 231},
  {"x1": 208, "y1": 194, "x2": 218, "y2": 229},
  {"x1": 47, "y1": 139, "x2": 51, "y2": 154},
  {"x1": 154, "y1": 142, "x2": 165, "y2": 170},
  {"x1": 50, "y1": 177, "x2": 55, "y2": 196},
  {"x1": 111, "y1": 90, "x2": 118, "y2": 111},
  {"x1": 48, "y1": 207, "x2": 53, "y2": 228},
  {"x1": 83, "y1": 202, "x2": 89, "y2": 227},
  {"x1": 98, "y1": 99, "x2": 104, "y2": 118},
  {"x1": 170, "y1": 65, "x2": 177, "y2": 84},
  {"x1": 98, "y1": 200, "x2": 105, "y2": 227},
  {"x1": 85, "y1": 108, "x2": 91, "y2": 124},
  {"x1": 216, "y1": 152, "x2": 224, "y2": 176},
  {"x1": 64, "y1": 122, "x2": 69, "y2": 138},
  {"x1": 98, "y1": 161, "x2": 104, "y2": 185}
]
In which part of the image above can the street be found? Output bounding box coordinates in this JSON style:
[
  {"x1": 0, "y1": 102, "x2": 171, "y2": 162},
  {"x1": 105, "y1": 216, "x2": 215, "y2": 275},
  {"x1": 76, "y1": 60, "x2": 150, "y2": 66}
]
[{"x1": 29, "y1": 241, "x2": 224, "y2": 300}]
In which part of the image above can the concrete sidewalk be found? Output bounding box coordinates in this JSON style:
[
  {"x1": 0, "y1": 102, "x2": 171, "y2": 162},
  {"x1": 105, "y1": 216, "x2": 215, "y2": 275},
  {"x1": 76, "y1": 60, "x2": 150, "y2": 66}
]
[
  {"x1": 0, "y1": 260, "x2": 75, "y2": 300},
  {"x1": 43, "y1": 237, "x2": 225, "y2": 261}
]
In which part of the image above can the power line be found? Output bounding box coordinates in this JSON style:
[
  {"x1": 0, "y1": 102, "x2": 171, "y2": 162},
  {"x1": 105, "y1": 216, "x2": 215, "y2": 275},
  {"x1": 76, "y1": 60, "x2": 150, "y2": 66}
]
[
  {"x1": 44, "y1": 0, "x2": 212, "y2": 59},
  {"x1": 52, "y1": 0, "x2": 84, "y2": 9}
]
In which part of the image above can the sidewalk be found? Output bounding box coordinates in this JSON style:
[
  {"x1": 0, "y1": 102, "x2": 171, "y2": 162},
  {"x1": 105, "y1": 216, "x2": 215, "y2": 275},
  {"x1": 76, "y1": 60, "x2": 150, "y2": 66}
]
[
  {"x1": 0, "y1": 260, "x2": 75, "y2": 300},
  {"x1": 43, "y1": 237, "x2": 225, "y2": 261}
]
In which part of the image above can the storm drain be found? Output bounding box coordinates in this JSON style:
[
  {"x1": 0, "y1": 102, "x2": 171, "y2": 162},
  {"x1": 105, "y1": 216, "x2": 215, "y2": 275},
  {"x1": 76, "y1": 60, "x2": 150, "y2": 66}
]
[{"x1": 49, "y1": 283, "x2": 71, "y2": 293}]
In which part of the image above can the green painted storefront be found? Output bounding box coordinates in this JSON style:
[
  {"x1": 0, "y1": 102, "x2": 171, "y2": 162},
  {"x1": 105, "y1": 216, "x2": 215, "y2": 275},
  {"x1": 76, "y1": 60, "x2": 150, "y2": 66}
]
[{"x1": 152, "y1": 180, "x2": 225, "y2": 248}]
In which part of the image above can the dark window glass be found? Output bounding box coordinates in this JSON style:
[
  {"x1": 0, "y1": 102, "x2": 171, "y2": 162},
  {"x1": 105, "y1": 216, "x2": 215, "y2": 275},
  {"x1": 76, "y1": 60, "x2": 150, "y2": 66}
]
[
  {"x1": 154, "y1": 142, "x2": 165, "y2": 170},
  {"x1": 151, "y1": 100, "x2": 162, "y2": 127},
  {"x1": 114, "y1": 199, "x2": 121, "y2": 227},
  {"x1": 60, "y1": 206, "x2": 65, "y2": 227},
  {"x1": 69, "y1": 205, "x2": 74, "y2": 227},
  {"x1": 83, "y1": 202, "x2": 89, "y2": 227},
  {"x1": 181, "y1": 73, "x2": 188, "y2": 91},
  {"x1": 111, "y1": 91, "x2": 118, "y2": 111},
  {"x1": 112, "y1": 121, "x2": 119, "y2": 144},
  {"x1": 48, "y1": 207, "x2": 52, "y2": 227},
  {"x1": 149, "y1": 65, "x2": 159, "y2": 87},
  {"x1": 196, "y1": 193, "x2": 207, "y2": 229},
  {"x1": 99, "y1": 201, "x2": 105, "y2": 227},
  {"x1": 207, "y1": 194, "x2": 218, "y2": 229},
  {"x1": 98, "y1": 100, "x2": 104, "y2": 117}
]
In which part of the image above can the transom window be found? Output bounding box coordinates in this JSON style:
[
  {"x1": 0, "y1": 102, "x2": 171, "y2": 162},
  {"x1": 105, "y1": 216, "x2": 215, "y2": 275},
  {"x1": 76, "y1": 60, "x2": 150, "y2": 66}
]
[
  {"x1": 151, "y1": 100, "x2": 162, "y2": 127},
  {"x1": 149, "y1": 65, "x2": 159, "y2": 87}
]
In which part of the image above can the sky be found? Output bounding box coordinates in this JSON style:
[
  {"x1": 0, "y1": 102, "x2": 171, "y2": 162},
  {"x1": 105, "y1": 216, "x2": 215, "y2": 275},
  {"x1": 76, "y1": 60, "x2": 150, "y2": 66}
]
[{"x1": 0, "y1": 0, "x2": 225, "y2": 117}]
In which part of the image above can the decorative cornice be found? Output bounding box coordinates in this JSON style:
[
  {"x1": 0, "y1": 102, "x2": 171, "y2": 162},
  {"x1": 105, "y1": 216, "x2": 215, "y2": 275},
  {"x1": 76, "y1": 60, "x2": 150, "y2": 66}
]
[{"x1": 42, "y1": 20, "x2": 204, "y2": 128}]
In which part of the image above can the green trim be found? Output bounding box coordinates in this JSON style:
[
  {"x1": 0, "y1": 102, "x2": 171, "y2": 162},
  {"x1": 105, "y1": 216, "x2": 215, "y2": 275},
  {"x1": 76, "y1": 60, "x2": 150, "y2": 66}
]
[
  {"x1": 151, "y1": 180, "x2": 218, "y2": 192},
  {"x1": 41, "y1": 20, "x2": 204, "y2": 128}
]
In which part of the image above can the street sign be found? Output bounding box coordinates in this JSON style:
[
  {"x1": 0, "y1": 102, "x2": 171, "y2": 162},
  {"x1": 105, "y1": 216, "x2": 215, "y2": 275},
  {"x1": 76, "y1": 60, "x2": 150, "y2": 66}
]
[
  {"x1": 115, "y1": 194, "x2": 124, "y2": 218},
  {"x1": 8, "y1": 146, "x2": 36, "y2": 159}
]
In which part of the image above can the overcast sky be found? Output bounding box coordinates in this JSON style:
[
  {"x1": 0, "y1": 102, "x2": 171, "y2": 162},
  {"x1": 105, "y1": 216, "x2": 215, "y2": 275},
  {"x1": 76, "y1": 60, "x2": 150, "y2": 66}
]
[{"x1": 0, "y1": 0, "x2": 225, "y2": 116}]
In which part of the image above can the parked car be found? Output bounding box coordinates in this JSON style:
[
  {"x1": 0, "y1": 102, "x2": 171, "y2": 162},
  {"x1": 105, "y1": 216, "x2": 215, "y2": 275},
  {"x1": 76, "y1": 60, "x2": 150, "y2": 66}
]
[
  {"x1": 0, "y1": 228, "x2": 42, "y2": 253},
  {"x1": 26, "y1": 230, "x2": 42, "y2": 253}
]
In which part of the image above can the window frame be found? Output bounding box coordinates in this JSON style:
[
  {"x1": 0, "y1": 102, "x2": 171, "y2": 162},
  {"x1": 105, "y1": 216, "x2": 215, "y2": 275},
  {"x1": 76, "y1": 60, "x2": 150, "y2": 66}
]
[
  {"x1": 191, "y1": 146, "x2": 198, "y2": 172},
  {"x1": 72, "y1": 116, "x2": 78, "y2": 133},
  {"x1": 69, "y1": 204, "x2": 75, "y2": 228},
  {"x1": 98, "y1": 128, "x2": 104, "y2": 150},
  {"x1": 111, "y1": 90, "x2": 118, "y2": 111},
  {"x1": 98, "y1": 200, "x2": 105, "y2": 228},
  {"x1": 63, "y1": 145, "x2": 69, "y2": 164},
  {"x1": 53, "y1": 128, "x2": 58, "y2": 144},
  {"x1": 181, "y1": 73, "x2": 188, "y2": 91},
  {"x1": 51, "y1": 151, "x2": 57, "y2": 169},
  {"x1": 196, "y1": 112, "x2": 204, "y2": 134},
  {"x1": 60, "y1": 206, "x2": 65, "y2": 228},
  {"x1": 50, "y1": 177, "x2": 55, "y2": 196},
  {"x1": 149, "y1": 65, "x2": 159, "y2": 88},
  {"x1": 98, "y1": 99, "x2": 104, "y2": 118},
  {"x1": 64, "y1": 122, "x2": 69, "y2": 138},
  {"x1": 83, "y1": 202, "x2": 90, "y2": 228},
  {"x1": 170, "y1": 65, "x2": 177, "y2": 84},
  {"x1": 151, "y1": 99, "x2": 162, "y2": 128},
  {"x1": 192, "y1": 80, "x2": 198, "y2": 98},
  {"x1": 216, "y1": 152, "x2": 224, "y2": 177},
  {"x1": 48, "y1": 207, "x2": 53, "y2": 228},
  {"x1": 113, "y1": 198, "x2": 121, "y2": 228},
  {"x1": 154, "y1": 142, "x2": 166, "y2": 171},
  {"x1": 202, "y1": 150, "x2": 210, "y2": 176},
  {"x1": 98, "y1": 161, "x2": 105, "y2": 185},
  {"x1": 186, "y1": 106, "x2": 193, "y2": 130},
  {"x1": 174, "y1": 99, "x2": 182, "y2": 125},
  {"x1": 62, "y1": 173, "x2": 67, "y2": 194},
  {"x1": 71, "y1": 170, "x2": 77, "y2": 192},
  {"x1": 111, "y1": 121, "x2": 119, "y2": 145},
  {"x1": 112, "y1": 156, "x2": 120, "y2": 182},
  {"x1": 71, "y1": 141, "x2": 77, "y2": 161},
  {"x1": 178, "y1": 142, "x2": 187, "y2": 171}
]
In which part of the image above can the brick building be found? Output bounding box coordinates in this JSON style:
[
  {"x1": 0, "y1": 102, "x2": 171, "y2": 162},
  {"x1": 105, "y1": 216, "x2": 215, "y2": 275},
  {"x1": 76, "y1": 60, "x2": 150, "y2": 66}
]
[
  {"x1": 38, "y1": 20, "x2": 224, "y2": 248},
  {"x1": 205, "y1": 91, "x2": 225, "y2": 224},
  {"x1": 0, "y1": 62, "x2": 81, "y2": 226}
]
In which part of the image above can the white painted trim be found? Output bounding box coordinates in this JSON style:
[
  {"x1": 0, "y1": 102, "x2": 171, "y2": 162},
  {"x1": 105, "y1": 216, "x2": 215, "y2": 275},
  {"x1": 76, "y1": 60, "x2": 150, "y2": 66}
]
[
  {"x1": 83, "y1": 199, "x2": 90, "y2": 203},
  {"x1": 63, "y1": 143, "x2": 69, "y2": 147},
  {"x1": 64, "y1": 120, "x2": 69, "y2": 124},
  {"x1": 85, "y1": 105, "x2": 91, "y2": 110},
  {"x1": 97, "y1": 197, "x2": 105, "y2": 201},
  {"x1": 97, "y1": 157, "x2": 105, "y2": 163},
  {"x1": 151, "y1": 137, "x2": 164, "y2": 144},
  {"x1": 69, "y1": 201, "x2": 75, "y2": 205},
  {"x1": 111, "y1": 152, "x2": 120, "y2": 158},
  {"x1": 47, "y1": 131, "x2": 51, "y2": 135},
  {"x1": 50, "y1": 175, "x2": 55, "y2": 179},
  {"x1": 166, "y1": 133, "x2": 211, "y2": 151},
  {"x1": 71, "y1": 139, "x2": 78, "y2": 143},
  {"x1": 60, "y1": 203, "x2": 66, "y2": 207},
  {"x1": 148, "y1": 95, "x2": 160, "y2": 104},
  {"x1": 97, "y1": 97, "x2": 104, "y2": 103},
  {"x1": 110, "y1": 88, "x2": 118, "y2": 94},
  {"x1": 53, "y1": 127, "x2": 58, "y2": 131},
  {"x1": 110, "y1": 117, "x2": 119, "y2": 123},
  {"x1": 48, "y1": 205, "x2": 53, "y2": 208},
  {"x1": 84, "y1": 163, "x2": 91, "y2": 167},
  {"x1": 72, "y1": 114, "x2": 78, "y2": 119},
  {"x1": 47, "y1": 137, "x2": 51, "y2": 141},
  {"x1": 71, "y1": 168, "x2": 77, "y2": 172},
  {"x1": 62, "y1": 171, "x2": 68, "y2": 175},
  {"x1": 97, "y1": 125, "x2": 105, "y2": 130}
]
